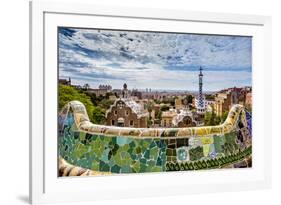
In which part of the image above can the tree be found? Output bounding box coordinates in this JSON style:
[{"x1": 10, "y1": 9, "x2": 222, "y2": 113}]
[
  {"x1": 214, "y1": 115, "x2": 221, "y2": 125},
  {"x1": 204, "y1": 106, "x2": 216, "y2": 125},
  {"x1": 156, "y1": 111, "x2": 162, "y2": 120},
  {"x1": 146, "y1": 101, "x2": 154, "y2": 119},
  {"x1": 205, "y1": 94, "x2": 215, "y2": 100},
  {"x1": 162, "y1": 97, "x2": 175, "y2": 106},
  {"x1": 153, "y1": 99, "x2": 161, "y2": 104},
  {"x1": 160, "y1": 104, "x2": 169, "y2": 112},
  {"x1": 83, "y1": 83, "x2": 90, "y2": 90},
  {"x1": 59, "y1": 85, "x2": 95, "y2": 122},
  {"x1": 105, "y1": 92, "x2": 113, "y2": 99},
  {"x1": 99, "y1": 99, "x2": 114, "y2": 110},
  {"x1": 92, "y1": 107, "x2": 106, "y2": 124},
  {"x1": 204, "y1": 111, "x2": 211, "y2": 125},
  {"x1": 185, "y1": 95, "x2": 193, "y2": 104},
  {"x1": 85, "y1": 92, "x2": 97, "y2": 106},
  {"x1": 221, "y1": 111, "x2": 229, "y2": 123}
]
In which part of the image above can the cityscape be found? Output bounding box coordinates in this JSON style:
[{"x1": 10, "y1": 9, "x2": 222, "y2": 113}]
[
  {"x1": 59, "y1": 67, "x2": 252, "y2": 129},
  {"x1": 58, "y1": 27, "x2": 252, "y2": 176}
]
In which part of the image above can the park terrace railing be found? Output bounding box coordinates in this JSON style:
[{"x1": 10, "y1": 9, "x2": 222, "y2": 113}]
[
  {"x1": 59, "y1": 100, "x2": 247, "y2": 139},
  {"x1": 58, "y1": 100, "x2": 252, "y2": 176}
]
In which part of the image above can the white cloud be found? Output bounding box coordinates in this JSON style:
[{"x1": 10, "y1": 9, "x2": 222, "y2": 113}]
[{"x1": 58, "y1": 27, "x2": 252, "y2": 91}]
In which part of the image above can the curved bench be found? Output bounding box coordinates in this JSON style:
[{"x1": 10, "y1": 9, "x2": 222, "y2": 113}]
[
  {"x1": 58, "y1": 100, "x2": 252, "y2": 175},
  {"x1": 59, "y1": 100, "x2": 247, "y2": 139}
]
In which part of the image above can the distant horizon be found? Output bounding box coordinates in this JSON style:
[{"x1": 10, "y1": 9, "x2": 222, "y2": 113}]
[
  {"x1": 59, "y1": 27, "x2": 252, "y2": 91},
  {"x1": 59, "y1": 77, "x2": 251, "y2": 93}
]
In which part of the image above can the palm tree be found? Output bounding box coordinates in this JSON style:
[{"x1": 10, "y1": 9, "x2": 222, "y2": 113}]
[
  {"x1": 83, "y1": 83, "x2": 90, "y2": 90},
  {"x1": 146, "y1": 100, "x2": 154, "y2": 120}
]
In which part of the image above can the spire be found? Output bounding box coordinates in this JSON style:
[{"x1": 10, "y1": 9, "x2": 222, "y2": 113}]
[
  {"x1": 197, "y1": 66, "x2": 205, "y2": 115},
  {"x1": 199, "y1": 66, "x2": 203, "y2": 76},
  {"x1": 122, "y1": 83, "x2": 128, "y2": 98}
]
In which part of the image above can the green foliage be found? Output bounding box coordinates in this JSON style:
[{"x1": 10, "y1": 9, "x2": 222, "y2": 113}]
[
  {"x1": 204, "y1": 105, "x2": 227, "y2": 126},
  {"x1": 185, "y1": 95, "x2": 194, "y2": 104},
  {"x1": 205, "y1": 110, "x2": 228, "y2": 126},
  {"x1": 160, "y1": 104, "x2": 169, "y2": 112},
  {"x1": 214, "y1": 115, "x2": 222, "y2": 125},
  {"x1": 146, "y1": 101, "x2": 154, "y2": 113},
  {"x1": 86, "y1": 92, "x2": 98, "y2": 106},
  {"x1": 84, "y1": 91, "x2": 114, "y2": 110},
  {"x1": 204, "y1": 110, "x2": 216, "y2": 125},
  {"x1": 59, "y1": 85, "x2": 95, "y2": 122},
  {"x1": 205, "y1": 94, "x2": 215, "y2": 100},
  {"x1": 147, "y1": 118, "x2": 153, "y2": 128},
  {"x1": 221, "y1": 111, "x2": 229, "y2": 123},
  {"x1": 162, "y1": 97, "x2": 175, "y2": 106},
  {"x1": 153, "y1": 99, "x2": 161, "y2": 104},
  {"x1": 82, "y1": 83, "x2": 90, "y2": 90},
  {"x1": 99, "y1": 99, "x2": 115, "y2": 110},
  {"x1": 82, "y1": 90, "x2": 116, "y2": 124},
  {"x1": 92, "y1": 107, "x2": 106, "y2": 124},
  {"x1": 155, "y1": 111, "x2": 162, "y2": 120}
]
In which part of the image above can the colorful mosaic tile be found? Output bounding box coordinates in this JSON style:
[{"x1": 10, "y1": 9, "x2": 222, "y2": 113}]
[{"x1": 58, "y1": 101, "x2": 252, "y2": 176}]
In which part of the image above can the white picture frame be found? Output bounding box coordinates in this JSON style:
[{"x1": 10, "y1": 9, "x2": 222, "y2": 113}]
[{"x1": 30, "y1": 1, "x2": 272, "y2": 204}]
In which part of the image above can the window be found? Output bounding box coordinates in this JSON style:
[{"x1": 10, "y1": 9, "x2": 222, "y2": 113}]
[
  {"x1": 130, "y1": 120, "x2": 134, "y2": 126},
  {"x1": 112, "y1": 120, "x2": 115, "y2": 125},
  {"x1": 126, "y1": 110, "x2": 129, "y2": 116},
  {"x1": 114, "y1": 110, "x2": 117, "y2": 115}
]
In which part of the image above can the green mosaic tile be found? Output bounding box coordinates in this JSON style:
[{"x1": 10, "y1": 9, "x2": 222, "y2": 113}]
[{"x1": 58, "y1": 104, "x2": 251, "y2": 175}]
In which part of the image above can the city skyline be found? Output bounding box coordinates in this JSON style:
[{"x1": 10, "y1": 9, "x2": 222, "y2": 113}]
[{"x1": 59, "y1": 27, "x2": 252, "y2": 91}]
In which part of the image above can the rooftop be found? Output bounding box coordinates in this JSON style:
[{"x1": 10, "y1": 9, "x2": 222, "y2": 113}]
[{"x1": 106, "y1": 98, "x2": 149, "y2": 119}]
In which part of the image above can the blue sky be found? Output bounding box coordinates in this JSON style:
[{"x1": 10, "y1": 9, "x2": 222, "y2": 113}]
[{"x1": 58, "y1": 27, "x2": 252, "y2": 91}]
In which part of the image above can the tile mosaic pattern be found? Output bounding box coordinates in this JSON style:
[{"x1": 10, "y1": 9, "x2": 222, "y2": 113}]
[
  {"x1": 58, "y1": 101, "x2": 252, "y2": 176},
  {"x1": 59, "y1": 157, "x2": 111, "y2": 177},
  {"x1": 59, "y1": 131, "x2": 167, "y2": 173}
]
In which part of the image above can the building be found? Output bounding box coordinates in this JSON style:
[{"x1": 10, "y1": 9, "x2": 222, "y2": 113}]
[
  {"x1": 131, "y1": 89, "x2": 142, "y2": 99},
  {"x1": 112, "y1": 89, "x2": 122, "y2": 97},
  {"x1": 214, "y1": 92, "x2": 231, "y2": 117},
  {"x1": 86, "y1": 84, "x2": 112, "y2": 96},
  {"x1": 122, "y1": 83, "x2": 129, "y2": 98},
  {"x1": 245, "y1": 92, "x2": 252, "y2": 107},
  {"x1": 59, "y1": 77, "x2": 71, "y2": 85},
  {"x1": 194, "y1": 98, "x2": 215, "y2": 111},
  {"x1": 161, "y1": 109, "x2": 196, "y2": 128},
  {"x1": 105, "y1": 83, "x2": 148, "y2": 128},
  {"x1": 86, "y1": 88, "x2": 108, "y2": 96},
  {"x1": 161, "y1": 110, "x2": 177, "y2": 127},
  {"x1": 172, "y1": 110, "x2": 196, "y2": 127},
  {"x1": 175, "y1": 97, "x2": 184, "y2": 110},
  {"x1": 99, "y1": 85, "x2": 112, "y2": 90},
  {"x1": 153, "y1": 104, "x2": 161, "y2": 117},
  {"x1": 109, "y1": 95, "x2": 117, "y2": 101},
  {"x1": 105, "y1": 98, "x2": 148, "y2": 127},
  {"x1": 214, "y1": 87, "x2": 252, "y2": 116}
]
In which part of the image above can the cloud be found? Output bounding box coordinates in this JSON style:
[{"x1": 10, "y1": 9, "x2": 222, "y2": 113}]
[{"x1": 58, "y1": 27, "x2": 252, "y2": 91}]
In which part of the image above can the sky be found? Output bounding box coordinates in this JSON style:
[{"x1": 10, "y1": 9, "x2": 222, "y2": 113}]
[{"x1": 58, "y1": 27, "x2": 252, "y2": 92}]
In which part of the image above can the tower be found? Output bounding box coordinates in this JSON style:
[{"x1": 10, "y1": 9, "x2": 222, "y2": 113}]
[
  {"x1": 122, "y1": 83, "x2": 128, "y2": 98},
  {"x1": 197, "y1": 67, "x2": 205, "y2": 114}
]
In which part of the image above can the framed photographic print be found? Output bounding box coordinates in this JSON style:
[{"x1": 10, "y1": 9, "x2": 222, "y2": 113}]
[{"x1": 30, "y1": 1, "x2": 272, "y2": 204}]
